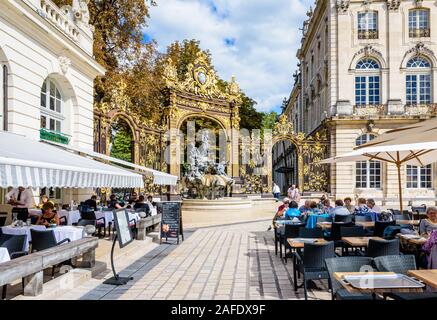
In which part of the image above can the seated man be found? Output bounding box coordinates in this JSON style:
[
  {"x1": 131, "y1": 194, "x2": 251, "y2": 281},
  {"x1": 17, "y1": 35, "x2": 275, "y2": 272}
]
[
  {"x1": 321, "y1": 199, "x2": 334, "y2": 215},
  {"x1": 107, "y1": 194, "x2": 122, "y2": 209},
  {"x1": 366, "y1": 199, "x2": 382, "y2": 214},
  {"x1": 344, "y1": 197, "x2": 355, "y2": 213},
  {"x1": 355, "y1": 197, "x2": 377, "y2": 221},
  {"x1": 83, "y1": 195, "x2": 98, "y2": 211},
  {"x1": 299, "y1": 200, "x2": 312, "y2": 214},
  {"x1": 332, "y1": 199, "x2": 351, "y2": 216},
  {"x1": 134, "y1": 195, "x2": 151, "y2": 216}
]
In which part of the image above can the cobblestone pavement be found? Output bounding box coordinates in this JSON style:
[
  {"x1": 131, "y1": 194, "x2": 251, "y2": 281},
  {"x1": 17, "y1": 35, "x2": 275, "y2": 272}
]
[{"x1": 57, "y1": 219, "x2": 331, "y2": 300}]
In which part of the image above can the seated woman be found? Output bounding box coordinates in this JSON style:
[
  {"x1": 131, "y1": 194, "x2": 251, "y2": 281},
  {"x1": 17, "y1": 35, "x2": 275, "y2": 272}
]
[
  {"x1": 419, "y1": 207, "x2": 437, "y2": 236},
  {"x1": 284, "y1": 201, "x2": 302, "y2": 220},
  {"x1": 38, "y1": 195, "x2": 54, "y2": 209},
  {"x1": 36, "y1": 202, "x2": 59, "y2": 226}
]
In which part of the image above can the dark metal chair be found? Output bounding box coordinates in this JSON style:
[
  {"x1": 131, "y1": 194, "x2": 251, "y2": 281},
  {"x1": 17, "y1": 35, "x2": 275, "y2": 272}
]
[
  {"x1": 373, "y1": 254, "x2": 416, "y2": 274},
  {"x1": 340, "y1": 226, "x2": 366, "y2": 255},
  {"x1": 281, "y1": 223, "x2": 305, "y2": 263},
  {"x1": 79, "y1": 211, "x2": 106, "y2": 237},
  {"x1": 374, "y1": 220, "x2": 396, "y2": 238},
  {"x1": 0, "y1": 234, "x2": 28, "y2": 299},
  {"x1": 324, "y1": 256, "x2": 376, "y2": 300},
  {"x1": 293, "y1": 241, "x2": 335, "y2": 300},
  {"x1": 298, "y1": 227, "x2": 324, "y2": 239},
  {"x1": 334, "y1": 215, "x2": 353, "y2": 223},
  {"x1": 366, "y1": 238, "x2": 400, "y2": 258},
  {"x1": 30, "y1": 229, "x2": 71, "y2": 278}
]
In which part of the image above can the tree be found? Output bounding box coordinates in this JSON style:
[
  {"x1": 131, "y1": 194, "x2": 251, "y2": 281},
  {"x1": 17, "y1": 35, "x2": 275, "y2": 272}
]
[
  {"x1": 261, "y1": 111, "x2": 278, "y2": 131},
  {"x1": 110, "y1": 120, "x2": 133, "y2": 162}
]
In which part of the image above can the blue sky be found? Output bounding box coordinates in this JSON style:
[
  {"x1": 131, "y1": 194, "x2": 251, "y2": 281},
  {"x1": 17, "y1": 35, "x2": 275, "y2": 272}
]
[{"x1": 144, "y1": 0, "x2": 313, "y2": 113}]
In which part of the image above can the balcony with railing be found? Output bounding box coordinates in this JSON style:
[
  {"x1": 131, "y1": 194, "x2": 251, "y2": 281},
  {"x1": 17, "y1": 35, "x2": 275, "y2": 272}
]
[
  {"x1": 333, "y1": 102, "x2": 437, "y2": 118},
  {"x1": 358, "y1": 30, "x2": 378, "y2": 40},
  {"x1": 38, "y1": 0, "x2": 80, "y2": 42},
  {"x1": 409, "y1": 28, "x2": 430, "y2": 38}
]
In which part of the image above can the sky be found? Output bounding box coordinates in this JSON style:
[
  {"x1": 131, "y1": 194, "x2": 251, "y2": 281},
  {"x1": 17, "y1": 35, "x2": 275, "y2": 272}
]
[{"x1": 144, "y1": 0, "x2": 313, "y2": 113}]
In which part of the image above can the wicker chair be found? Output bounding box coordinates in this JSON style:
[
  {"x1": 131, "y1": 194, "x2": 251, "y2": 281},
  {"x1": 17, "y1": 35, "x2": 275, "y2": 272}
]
[
  {"x1": 281, "y1": 223, "x2": 305, "y2": 263},
  {"x1": 298, "y1": 227, "x2": 324, "y2": 239},
  {"x1": 324, "y1": 256, "x2": 375, "y2": 300},
  {"x1": 366, "y1": 238, "x2": 400, "y2": 258},
  {"x1": 374, "y1": 220, "x2": 396, "y2": 238},
  {"x1": 334, "y1": 215, "x2": 353, "y2": 223},
  {"x1": 373, "y1": 254, "x2": 416, "y2": 274},
  {"x1": 293, "y1": 241, "x2": 335, "y2": 300}
]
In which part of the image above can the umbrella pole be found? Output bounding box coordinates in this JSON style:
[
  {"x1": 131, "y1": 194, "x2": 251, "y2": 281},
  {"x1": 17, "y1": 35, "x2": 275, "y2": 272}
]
[{"x1": 396, "y1": 161, "x2": 403, "y2": 213}]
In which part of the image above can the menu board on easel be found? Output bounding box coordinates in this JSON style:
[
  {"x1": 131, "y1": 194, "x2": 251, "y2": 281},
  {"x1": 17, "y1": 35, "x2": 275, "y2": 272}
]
[{"x1": 157, "y1": 201, "x2": 183, "y2": 244}]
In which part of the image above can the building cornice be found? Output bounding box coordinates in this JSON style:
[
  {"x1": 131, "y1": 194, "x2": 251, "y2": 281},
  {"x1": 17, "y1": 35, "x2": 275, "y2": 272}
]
[{"x1": 4, "y1": 0, "x2": 105, "y2": 77}]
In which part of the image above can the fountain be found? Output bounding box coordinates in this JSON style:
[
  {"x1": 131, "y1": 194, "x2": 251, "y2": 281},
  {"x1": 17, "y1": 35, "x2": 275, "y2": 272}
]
[{"x1": 181, "y1": 132, "x2": 253, "y2": 211}]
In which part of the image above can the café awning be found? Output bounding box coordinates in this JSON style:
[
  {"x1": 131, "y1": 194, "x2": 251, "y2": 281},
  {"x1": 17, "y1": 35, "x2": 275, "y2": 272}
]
[
  {"x1": 42, "y1": 140, "x2": 178, "y2": 186},
  {"x1": 0, "y1": 131, "x2": 145, "y2": 188}
]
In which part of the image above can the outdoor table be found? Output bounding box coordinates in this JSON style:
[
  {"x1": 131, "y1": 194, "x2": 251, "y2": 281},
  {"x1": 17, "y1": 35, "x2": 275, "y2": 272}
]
[
  {"x1": 355, "y1": 221, "x2": 375, "y2": 229},
  {"x1": 316, "y1": 221, "x2": 332, "y2": 230},
  {"x1": 341, "y1": 236, "x2": 384, "y2": 247},
  {"x1": 334, "y1": 272, "x2": 424, "y2": 299},
  {"x1": 0, "y1": 247, "x2": 10, "y2": 264},
  {"x1": 396, "y1": 220, "x2": 420, "y2": 226},
  {"x1": 0, "y1": 225, "x2": 84, "y2": 251},
  {"x1": 29, "y1": 209, "x2": 81, "y2": 225},
  {"x1": 287, "y1": 238, "x2": 327, "y2": 249},
  {"x1": 408, "y1": 270, "x2": 437, "y2": 289},
  {"x1": 397, "y1": 233, "x2": 428, "y2": 246}
]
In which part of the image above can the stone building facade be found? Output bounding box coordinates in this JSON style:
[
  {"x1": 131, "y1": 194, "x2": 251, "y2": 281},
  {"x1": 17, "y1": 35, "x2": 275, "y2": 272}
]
[
  {"x1": 278, "y1": 0, "x2": 437, "y2": 206},
  {"x1": 0, "y1": 0, "x2": 105, "y2": 203}
]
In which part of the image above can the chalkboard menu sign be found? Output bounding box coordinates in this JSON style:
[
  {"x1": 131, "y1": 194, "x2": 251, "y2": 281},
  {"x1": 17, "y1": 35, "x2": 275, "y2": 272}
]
[{"x1": 157, "y1": 201, "x2": 183, "y2": 244}]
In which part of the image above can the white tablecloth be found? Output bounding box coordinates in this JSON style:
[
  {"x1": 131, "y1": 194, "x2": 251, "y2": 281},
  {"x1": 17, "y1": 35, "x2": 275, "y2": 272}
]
[
  {"x1": 28, "y1": 209, "x2": 81, "y2": 225},
  {"x1": 0, "y1": 225, "x2": 84, "y2": 251},
  {"x1": 95, "y1": 211, "x2": 139, "y2": 227},
  {"x1": 0, "y1": 247, "x2": 10, "y2": 264}
]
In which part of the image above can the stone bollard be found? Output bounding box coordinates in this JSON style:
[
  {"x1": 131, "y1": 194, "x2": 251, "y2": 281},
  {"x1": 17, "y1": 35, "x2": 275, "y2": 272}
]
[{"x1": 136, "y1": 217, "x2": 148, "y2": 240}]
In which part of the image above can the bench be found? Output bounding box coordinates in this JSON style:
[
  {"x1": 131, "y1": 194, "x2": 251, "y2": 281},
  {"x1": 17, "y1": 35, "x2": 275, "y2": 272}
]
[
  {"x1": 0, "y1": 237, "x2": 98, "y2": 296},
  {"x1": 136, "y1": 214, "x2": 161, "y2": 240}
]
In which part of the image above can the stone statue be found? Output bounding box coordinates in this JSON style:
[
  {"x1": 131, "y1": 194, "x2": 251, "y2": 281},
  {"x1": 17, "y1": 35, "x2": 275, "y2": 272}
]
[
  {"x1": 72, "y1": 0, "x2": 90, "y2": 26},
  {"x1": 183, "y1": 131, "x2": 234, "y2": 199}
]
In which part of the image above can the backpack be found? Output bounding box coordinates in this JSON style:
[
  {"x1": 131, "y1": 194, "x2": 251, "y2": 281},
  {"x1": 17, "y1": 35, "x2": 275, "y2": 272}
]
[{"x1": 383, "y1": 224, "x2": 413, "y2": 239}]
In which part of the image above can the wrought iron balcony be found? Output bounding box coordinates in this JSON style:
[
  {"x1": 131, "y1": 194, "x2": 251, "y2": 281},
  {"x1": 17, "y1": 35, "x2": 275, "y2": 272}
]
[
  {"x1": 409, "y1": 28, "x2": 430, "y2": 38},
  {"x1": 40, "y1": 128, "x2": 70, "y2": 145},
  {"x1": 358, "y1": 30, "x2": 378, "y2": 40}
]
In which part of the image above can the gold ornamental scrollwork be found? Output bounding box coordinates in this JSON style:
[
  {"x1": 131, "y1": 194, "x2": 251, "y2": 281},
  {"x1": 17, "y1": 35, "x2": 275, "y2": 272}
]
[{"x1": 273, "y1": 114, "x2": 294, "y2": 136}]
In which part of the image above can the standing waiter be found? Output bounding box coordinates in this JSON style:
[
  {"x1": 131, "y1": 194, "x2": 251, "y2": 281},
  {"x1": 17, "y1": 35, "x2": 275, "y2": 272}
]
[{"x1": 5, "y1": 186, "x2": 33, "y2": 222}]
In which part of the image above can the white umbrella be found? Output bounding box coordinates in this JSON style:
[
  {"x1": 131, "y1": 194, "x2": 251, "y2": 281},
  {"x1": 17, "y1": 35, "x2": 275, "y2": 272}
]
[{"x1": 320, "y1": 141, "x2": 437, "y2": 212}]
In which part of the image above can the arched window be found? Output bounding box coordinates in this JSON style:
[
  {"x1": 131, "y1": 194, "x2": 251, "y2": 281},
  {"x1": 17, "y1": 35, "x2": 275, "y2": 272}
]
[
  {"x1": 406, "y1": 56, "x2": 432, "y2": 105},
  {"x1": 356, "y1": 134, "x2": 381, "y2": 189},
  {"x1": 355, "y1": 58, "x2": 381, "y2": 105},
  {"x1": 40, "y1": 79, "x2": 64, "y2": 132},
  {"x1": 409, "y1": 8, "x2": 430, "y2": 38}
]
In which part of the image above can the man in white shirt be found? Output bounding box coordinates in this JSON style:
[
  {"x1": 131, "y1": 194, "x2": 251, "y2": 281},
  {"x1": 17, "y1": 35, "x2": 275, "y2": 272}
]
[
  {"x1": 332, "y1": 199, "x2": 351, "y2": 216},
  {"x1": 5, "y1": 186, "x2": 34, "y2": 222},
  {"x1": 5, "y1": 187, "x2": 33, "y2": 209},
  {"x1": 272, "y1": 183, "x2": 280, "y2": 202}
]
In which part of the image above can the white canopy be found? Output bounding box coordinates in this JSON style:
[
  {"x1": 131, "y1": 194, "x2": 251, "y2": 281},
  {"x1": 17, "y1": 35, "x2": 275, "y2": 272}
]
[
  {"x1": 320, "y1": 141, "x2": 437, "y2": 167},
  {"x1": 42, "y1": 140, "x2": 178, "y2": 186},
  {"x1": 0, "y1": 131, "x2": 145, "y2": 188}
]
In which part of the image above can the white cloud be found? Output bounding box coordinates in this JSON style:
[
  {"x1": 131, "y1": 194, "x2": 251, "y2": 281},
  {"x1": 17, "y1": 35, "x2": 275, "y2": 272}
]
[{"x1": 146, "y1": 0, "x2": 312, "y2": 112}]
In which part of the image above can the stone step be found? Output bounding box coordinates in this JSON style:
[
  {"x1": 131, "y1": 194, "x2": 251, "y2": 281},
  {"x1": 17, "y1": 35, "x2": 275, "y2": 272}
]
[{"x1": 13, "y1": 268, "x2": 92, "y2": 300}]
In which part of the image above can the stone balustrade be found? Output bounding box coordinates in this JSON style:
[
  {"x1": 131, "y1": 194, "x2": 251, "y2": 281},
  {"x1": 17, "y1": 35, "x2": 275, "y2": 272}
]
[
  {"x1": 38, "y1": 0, "x2": 80, "y2": 43},
  {"x1": 333, "y1": 101, "x2": 437, "y2": 118}
]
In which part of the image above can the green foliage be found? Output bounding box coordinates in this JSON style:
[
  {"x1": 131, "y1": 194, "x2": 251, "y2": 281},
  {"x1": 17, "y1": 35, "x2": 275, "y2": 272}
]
[
  {"x1": 239, "y1": 94, "x2": 263, "y2": 131},
  {"x1": 261, "y1": 111, "x2": 278, "y2": 131},
  {"x1": 110, "y1": 120, "x2": 133, "y2": 162}
]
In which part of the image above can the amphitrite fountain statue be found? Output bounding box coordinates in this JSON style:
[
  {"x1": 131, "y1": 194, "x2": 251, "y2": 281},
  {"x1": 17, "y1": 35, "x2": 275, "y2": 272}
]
[{"x1": 183, "y1": 132, "x2": 234, "y2": 200}]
